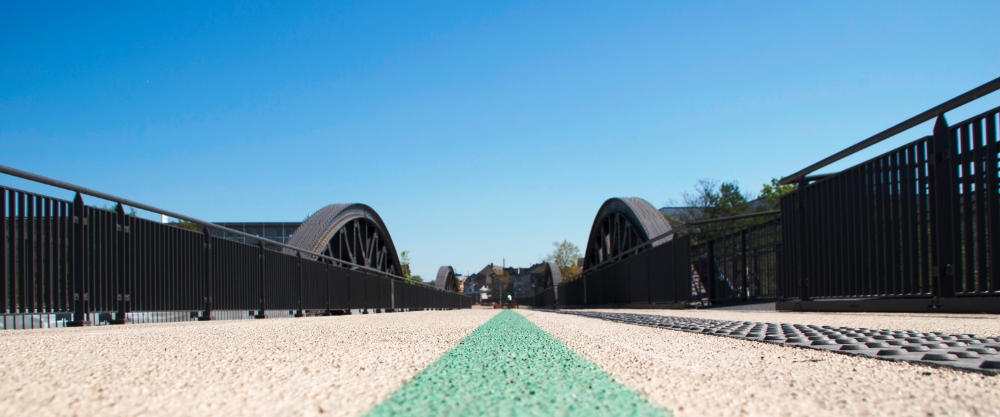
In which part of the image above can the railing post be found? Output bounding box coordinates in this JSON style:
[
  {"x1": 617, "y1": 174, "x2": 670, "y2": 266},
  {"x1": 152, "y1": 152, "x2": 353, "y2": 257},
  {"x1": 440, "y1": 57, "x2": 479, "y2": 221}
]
[
  {"x1": 110, "y1": 204, "x2": 128, "y2": 325},
  {"x1": 797, "y1": 179, "x2": 811, "y2": 301},
  {"x1": 741, "y1": 228, "x2": 749, "y2": 301},
  {"x1": 707, "y1": 240, "x2": 716, "y2": 304},
  {"x1": 361, "y1": 270, "x2": 369, "y2": 314},
  {"x1": 255, "y1": 241, "x2": 266, "y2": 319},
  {"x1": 67, "y1": 193, "x2": 89, "y2": 327},
  {"x1": 295, "y1": 252, "x2": 305, "y2": 317},
  {"x1": 198, "y1": 227, "x2": 213, "y2": 320},
  {"x1": 930, "y1": 114, "x2": 956, "y2": 297}
]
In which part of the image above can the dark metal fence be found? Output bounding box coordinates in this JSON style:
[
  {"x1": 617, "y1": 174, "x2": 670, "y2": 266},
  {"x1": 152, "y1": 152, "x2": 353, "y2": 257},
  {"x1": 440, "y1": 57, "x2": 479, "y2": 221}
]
[
  {"x1": 1, "y1": 180, "x2": 470, "y2": 329},
  {"x1": 691, "y1": 218, "x2": 783, "y2": 304},
  {"x1": 516, "y1": 286, "x2": 556, "y2": 309},
  {"x1": 555, "y1": 235, "x2": 691, "y2": 308},
  {"x1": 520, "y1": 80, "x2": 1000, "y2": 313},
  {"x1": 774, "y1": 77, "x2": 1000, "y2": 312},
  {"x1": 782, "y1": 108, "x2": 1000, "y2": 302},
  {"x1": 509, "y1": 213, "x2": 783, "y2": 310}
]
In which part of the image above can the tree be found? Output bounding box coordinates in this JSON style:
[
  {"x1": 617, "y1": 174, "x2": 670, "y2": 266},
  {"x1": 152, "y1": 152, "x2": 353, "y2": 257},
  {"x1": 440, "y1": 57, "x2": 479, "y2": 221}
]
[
  {"x1": 759, "y1": 178, "x2": 796, "y2": 210},
  {"x1": 546, "y1": 240, "x2": 582, "y2": 282},
  {"x1": 170, "y1": 219, "x2": 204, "y2": 232},
  {"x1": 666, "y1": 179, "x2": 776, "y2": 244},
  {"x1": 399, "y1": 251, "x2": 423, "y2": 285}
]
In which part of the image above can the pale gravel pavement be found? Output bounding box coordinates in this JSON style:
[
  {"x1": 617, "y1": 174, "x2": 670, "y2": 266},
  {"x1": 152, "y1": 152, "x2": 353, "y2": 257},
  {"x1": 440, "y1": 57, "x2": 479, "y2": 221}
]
[
  {"x1": 588, "y1": 308, "x2": 1000, "y2": 336},
  {"x1": 522, "y1": 310, "x2": 1000, "y2": 417},
  {"x1": 0, "y1": 310, "x2": 498, "y2": 417}
]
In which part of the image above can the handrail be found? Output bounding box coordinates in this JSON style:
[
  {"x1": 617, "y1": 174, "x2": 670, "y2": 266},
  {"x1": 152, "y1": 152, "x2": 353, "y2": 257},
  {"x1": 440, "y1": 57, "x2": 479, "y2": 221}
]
[
  {"x1": 577, "y1": 210, "x2": 780, "y2": 276},
  {"x1": 0, "y1": 163, "x2": 442, "y2": 287},
  {"x1": 779, "y1": 75, "x2": 1000, "y2": 185}
]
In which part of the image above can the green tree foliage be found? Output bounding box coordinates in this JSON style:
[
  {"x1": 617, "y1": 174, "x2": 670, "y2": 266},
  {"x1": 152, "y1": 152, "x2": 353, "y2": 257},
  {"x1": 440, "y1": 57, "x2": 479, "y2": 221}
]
[
  {"x1": 101, "y1": 203, "x2": 137, "y2": 216},
  {"x1": 667, "y1": 179, "x2": 784, "y2": 244},
  {"x1": 169, "y1": 219, "x2": 204, "y2": 232},
  {"x1": 399, "y1": 251, "x2": 424, "y2": 285},
  {"x1": 546, "y1": 240, "x2": 582, "y2": 282},
  {"x1": 759, "y1": 177, "x2": 797, "y2": 210}
]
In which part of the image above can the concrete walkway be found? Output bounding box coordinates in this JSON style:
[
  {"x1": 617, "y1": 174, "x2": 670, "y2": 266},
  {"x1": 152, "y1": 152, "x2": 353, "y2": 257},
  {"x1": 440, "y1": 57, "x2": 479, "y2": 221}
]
[
  {"x1": 524, "y1": 310, "x2": 1000, "y2": 417},
  {"x1": 0, "y1": 310, "x2": 497, "y2": 417},
  {"x1": 0, "y1": 309, "x2": 997, "y2": 416}
]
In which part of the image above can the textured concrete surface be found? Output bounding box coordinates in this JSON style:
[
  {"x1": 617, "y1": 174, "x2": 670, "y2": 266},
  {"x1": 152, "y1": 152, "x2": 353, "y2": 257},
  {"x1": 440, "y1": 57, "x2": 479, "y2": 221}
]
[
  {"x1": 0, "y1": 310, "x2": 497, "y2": 417},
  {"x1": 590, "y1": 308, "x2": 1000, "y2": 336},
  {"x1": 561, "y1": 310, "x2": 1000, "y2": 375},
  {"x1": 523, "y1": 310, "x2": 1000, "y2": 417},
  {"x1": 368, "y1": 310, "x2": 669, "y2": 416}
]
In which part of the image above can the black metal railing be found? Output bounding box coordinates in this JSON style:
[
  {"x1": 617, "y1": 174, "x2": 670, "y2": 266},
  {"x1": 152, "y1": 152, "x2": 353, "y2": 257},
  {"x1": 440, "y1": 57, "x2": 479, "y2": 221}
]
[
  {"x1": 691, "y1": 218, "x2": 782, "y2": 304},
  {"x1": 517, "y1": 212, "x2": 779, "y2": 310},
  {"x1": 555, "y1": 235, "x2": 692, "y2": 308},
  {"x1": 514, "y1": 80, "x2": 1000, "y2": 313},
  {"x1": 0, "y1": 167, "x2": 470, "y2": 329},
  {"x1": 779, "y1": 77, "x2": 1000, "y2": 306}
]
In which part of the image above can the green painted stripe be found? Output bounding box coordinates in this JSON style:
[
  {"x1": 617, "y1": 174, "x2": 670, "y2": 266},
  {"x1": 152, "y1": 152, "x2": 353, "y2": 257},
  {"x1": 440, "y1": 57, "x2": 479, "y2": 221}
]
[{"x1": 366, "y1": 310, "x2": 671, "y2": 417}]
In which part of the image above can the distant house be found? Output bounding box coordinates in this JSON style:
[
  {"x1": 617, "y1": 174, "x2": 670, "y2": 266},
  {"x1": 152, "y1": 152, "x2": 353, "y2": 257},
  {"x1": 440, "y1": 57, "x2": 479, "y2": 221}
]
[{"x1": 463, "y1": 262, "x2": 562, "y2": 302}]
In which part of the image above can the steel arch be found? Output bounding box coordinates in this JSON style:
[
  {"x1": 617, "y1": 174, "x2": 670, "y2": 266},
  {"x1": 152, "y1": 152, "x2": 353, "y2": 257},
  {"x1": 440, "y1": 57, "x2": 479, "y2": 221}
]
[
  {"x1": 285, "y1": 204, "x2": 403, "y2": 276},
  {"x1": 583, "y1": 197, "x2": 673, "y2": 269},
  {"x1": 435, "y1": 266, "x2": 458, "y2": 292}
]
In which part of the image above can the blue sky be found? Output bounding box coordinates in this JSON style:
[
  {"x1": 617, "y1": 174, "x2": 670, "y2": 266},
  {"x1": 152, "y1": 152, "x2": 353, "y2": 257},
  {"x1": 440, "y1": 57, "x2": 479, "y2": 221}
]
[{"x1": 2, "y1": 1, "x2": 999, "y2": 279}]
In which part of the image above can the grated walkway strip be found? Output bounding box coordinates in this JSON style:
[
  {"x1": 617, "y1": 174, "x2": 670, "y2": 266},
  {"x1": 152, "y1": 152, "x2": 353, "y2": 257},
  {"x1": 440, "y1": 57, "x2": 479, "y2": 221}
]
[
  {"x1": 365, "y1": 310, "x2": 671, "y2": 417},
  {"x1": 554, "y1": 310, "x2": 1000, "y2": 375}
]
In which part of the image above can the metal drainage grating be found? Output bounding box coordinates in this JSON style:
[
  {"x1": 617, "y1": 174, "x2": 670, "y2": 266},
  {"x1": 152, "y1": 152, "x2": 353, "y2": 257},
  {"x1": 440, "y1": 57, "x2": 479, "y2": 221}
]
[{"x1": 551, "y1": 310, "x2": 1000, "y2": 375}]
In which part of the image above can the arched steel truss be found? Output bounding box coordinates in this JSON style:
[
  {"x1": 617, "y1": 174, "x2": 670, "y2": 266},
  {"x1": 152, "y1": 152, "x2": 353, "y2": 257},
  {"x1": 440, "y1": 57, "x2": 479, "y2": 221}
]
[
  {"x1": 285, "y1": 204, "x2": 403, "y2": 276},
  {"x1": 583, "y1": 197, "x2": 673, "y2": 269},
  {"x1": 545, "y1": 261, "x2": 563, "y2": 287},
  {"x1": 435, "y1": 266, "x2": 458, "y2": 292}
]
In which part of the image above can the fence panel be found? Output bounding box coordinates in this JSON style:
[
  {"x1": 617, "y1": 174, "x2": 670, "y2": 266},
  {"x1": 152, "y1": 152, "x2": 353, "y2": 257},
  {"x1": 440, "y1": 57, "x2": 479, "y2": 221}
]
[
  {"x1": 1, "y1": 188, "x2": 74, "y2": 316},
  {"x1": 951, "y1": 109, "x2": 1000, "y2": 295},
  {"x1": 781, "y1": 107, "x2": 1000, "y2": 301},
  {"x1": 263, "y1": 249, "x2": 296, "y2": 311},
  {"x1": 628, "y1": 250, "x2": 649, "y2": 304},
  {"x1": 613, "y1": 260, "x2": 629, "y2": 305},
  {"x1": 210, "y1": 236, "x2": 259, "y2": 311}
]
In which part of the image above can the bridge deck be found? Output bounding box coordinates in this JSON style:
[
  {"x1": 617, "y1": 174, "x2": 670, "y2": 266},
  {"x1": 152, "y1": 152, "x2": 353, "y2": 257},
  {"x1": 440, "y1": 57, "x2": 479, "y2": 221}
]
[{"x1": 0, "y1": 309, "x2": 997, "y2": 416}]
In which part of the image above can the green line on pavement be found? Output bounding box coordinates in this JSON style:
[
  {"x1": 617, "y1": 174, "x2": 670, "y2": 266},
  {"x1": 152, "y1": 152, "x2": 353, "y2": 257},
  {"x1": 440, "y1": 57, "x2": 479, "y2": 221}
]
[{"x1": 366, "y1": 310, "x2": 671, "y2": 417}]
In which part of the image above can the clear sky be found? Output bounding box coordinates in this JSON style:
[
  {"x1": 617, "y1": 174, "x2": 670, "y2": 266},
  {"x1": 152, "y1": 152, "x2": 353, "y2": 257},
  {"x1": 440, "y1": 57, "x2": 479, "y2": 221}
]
[{"x1": 2, "y1": 1, "x2": 999, "y2": 280}]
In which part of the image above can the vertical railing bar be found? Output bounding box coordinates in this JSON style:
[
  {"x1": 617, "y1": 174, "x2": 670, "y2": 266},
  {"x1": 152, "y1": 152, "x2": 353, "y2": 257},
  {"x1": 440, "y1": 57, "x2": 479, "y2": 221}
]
[
  {"x1": 707, "y1": 240, "x2": 715, "y2": 304},
  {"x1": 960, "y1": 124, "x2": 975, "y2": 293},
  {"x1": 845, "y1": 167, "x2": 855, "y2": 296},
  {"x1": 876, "y1": 155, "x2": 888, "y2": 296},
  {"x1": 948, "y1": 124, "x2": 964, "y2": 296},
  {"x1": 901, "y1": 145, "x2": 915, "y2": 295},
  {"x1": 740, "y1": 229, "x2": 748, "y2": 301},
  {"x1": 200, "y1": 228, "x2": 213, "y2": 320},
  {"x1": 39, "y1": 197, "x2": 49, "y2": 312},
  {"x1": 17, "y1": 192, "x2": 26, "y2": 314},
  {"x1": 917, "y1": 139, "x2": 931, "y2": 294},
  {"x1": 891, "y1": 150, "x2": 902, "y2": 296},
  {"x1": 0, "y1": 189, "x2": 7, "y2": 315},
  {"x1": 986, "y1": 112, "x2": 1000, "y2": 294},
  {"x1": 30, "y1": 195, "x2": 40, "y2": 313},
  {"x1": 68, "y1": 193, "x2": 87, "y2": 326},
  {"x1": 832, "y1": 174, "x2": 841, "y2": 297},
  {"x1": 256, "y1": 241, "x2": 265, "y2": 319},
  {"x1": 881, "y1": 154, "x2": 894, "y2": 296},
  {"x1": 111, "y1": 204, "x2": 126, "y2": 324},
  {"x1": 822, "y1": 176, "x2": 833, "y2": 297},
  {"x1": 863, "y1": 163, "x2": 873, "y2": 297},
  {"x1": 931, "y1": 115, "x2": 956, "y2": 297},
  {"x1": 973, "y1": 118, "x2": 989, "y2": 294}
]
